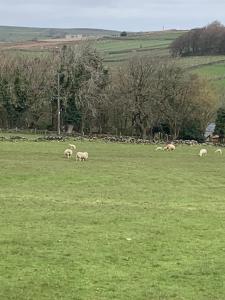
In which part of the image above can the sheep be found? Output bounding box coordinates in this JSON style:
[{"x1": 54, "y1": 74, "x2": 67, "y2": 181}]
[
  {"x1": 83, "y1": 152, "x2": 88, "y2": 160},
  {"x1": 76, "y1": 151, "x2": 88, "y2": 161},
  {"x1": 69, "y1": 144, "x2": 76, "y2": 150},
  {"x1": 199, "y1": 149, "x2": 207, "y2": 157},
  {"x1": 155, "y1": 146, "x2": 163, "y2": 151},
  {"x1": 64, "y1": 149, "x2": 73, "y2": 159},
  {"x1": 215, "y1": 148, "x2": 222, "y2": 155},
  {"x1": 164, "y1": 144, "x2": 176, "y2": 151}
]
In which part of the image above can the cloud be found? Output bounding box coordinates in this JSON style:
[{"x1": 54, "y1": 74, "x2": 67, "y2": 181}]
[{"x1": 0, "y1": 0, "x2": 225, "y2": 30}]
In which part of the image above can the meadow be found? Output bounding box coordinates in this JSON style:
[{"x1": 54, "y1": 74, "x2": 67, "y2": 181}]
[
  {"x1": 0, "y1": 139, "x2": 225, "y2": 299},
  {"x1": 95, "y1": 31, "x2": 182, "y2": 63}
]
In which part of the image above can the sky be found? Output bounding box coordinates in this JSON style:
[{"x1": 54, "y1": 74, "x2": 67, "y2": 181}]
[{"x1": 0, "y1": 0, "x2": 225, "y2": 31}]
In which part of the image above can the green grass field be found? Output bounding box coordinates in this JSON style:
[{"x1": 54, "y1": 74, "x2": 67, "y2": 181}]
[
  {"x1": 1, "y1": 139, "x2": 225, "y2": 299},
  {"x1": 191, "y1": 61, "x2": 225, "y2": 77},
  {"x1": 95, "y1": 31, "x2": 182, "y2": 63}
]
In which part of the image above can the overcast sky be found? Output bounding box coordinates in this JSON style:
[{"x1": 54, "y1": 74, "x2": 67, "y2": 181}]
[{"x1": 0, "y1": 0, "x2": 225, "y2": 31}]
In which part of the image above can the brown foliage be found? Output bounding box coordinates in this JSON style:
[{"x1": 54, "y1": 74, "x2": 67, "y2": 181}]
[{"x1": 171, "y1": 21, "x2": 225, "y2": 56}]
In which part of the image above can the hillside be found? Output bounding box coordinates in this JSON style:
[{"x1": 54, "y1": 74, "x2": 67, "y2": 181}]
[
  {"x1": 0, "y1": 27, "x2": 224, "y2": 93},
  {"x1": 0, "y1": 25, "x2": 120, "y2": 42},
  {"x1": 95, "y1": 32, "x2": 225, "y2": 93},
  {"x1": 95, "y1": 30, "x2": 186, "y2": 63}
]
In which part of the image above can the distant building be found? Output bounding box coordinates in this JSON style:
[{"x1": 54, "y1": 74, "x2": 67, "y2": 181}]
[{"x1": 65, "y1": 34, "x2": 84, "y2": 40}]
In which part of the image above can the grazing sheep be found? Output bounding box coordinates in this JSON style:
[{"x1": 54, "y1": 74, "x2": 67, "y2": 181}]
[
  {"x1": 69, "y1": 144, "x2": 76, "y2": 150},
  {"x1": 199, "y1": 149, "x2": 207, "y2": 157},
  {"x1": 155, "y1": 146, "x2": 163, "y2": 151},
  {"x1": 215, "y1": 148, "x2": 222, "y2": 155},
  {"x1": 64, "y1": 149, "x2": 73, "y2": 159},
  {"x1": 164, "y1": 144, "x2": 176, "y2": 151},
  {"x1": 76, "y1": 151, "x2": 88, "y2": 161}
]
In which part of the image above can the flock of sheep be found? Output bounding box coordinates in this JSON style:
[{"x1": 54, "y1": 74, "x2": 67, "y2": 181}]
[
  {"x1": 199, "y1": 148, "x2": 222, "y2": 157},
  {"x1": 63, "y1": 142, "x2": 222, "y2": 161},
  {"x1": 64, "y1": 144, "x2": 88, "y2": 161},
  {"x1": 155, "y1": 143, "x2": 223, "y2": 157},
  {"x1": 155, "y1": 144, "x2": 176, "y2": 151}
]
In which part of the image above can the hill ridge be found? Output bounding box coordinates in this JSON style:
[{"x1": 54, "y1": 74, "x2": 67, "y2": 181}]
[{"x1": 0, "y1": 25, "x2": 120, "y2": 42}]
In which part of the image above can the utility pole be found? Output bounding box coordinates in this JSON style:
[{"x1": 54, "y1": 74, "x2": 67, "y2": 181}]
[{"x1": 57, "y1": 72, "x2": 61, "y2": 136}]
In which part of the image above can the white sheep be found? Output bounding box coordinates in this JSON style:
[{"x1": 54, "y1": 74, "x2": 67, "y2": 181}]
[
  {"x1": 215, "y1": 148, "x2": 222, "y2": 155},
  {"x1": 69, "y1": 144, "x2": 76, "y2": 150},
  {"x1": 76, "y1": 151, "x2": 88, "y2": 161},
  {"x1": 199, "y1": 149, "x2": 207, "y2": 157},
  {"x1": 164, "y1": 144, "x2": 176, "y2": 151},
  {"x1": 64, "y1": 149, "x2": 73, "y2": 159},
  {"x1": 155, "y1": 146, "x2": 163, "y2": 151}
]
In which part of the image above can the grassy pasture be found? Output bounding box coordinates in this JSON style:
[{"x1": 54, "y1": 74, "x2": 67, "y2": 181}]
[
  {"x1": 176, "y1": 56, "x2": 225, "y2": 70},
  {"x1": 0, "y1": 140, "x2": 225, "y2": 299},
  {"x1": 96, "y1": 38, "x2": 170, "y2": 52},
  {"x1": 192, "y1": 62, "x2": 225, "y2": 78},
  {"x1": 95, "y1": 34, "x2": 175, "y2": 63},
  {"x1": 186, "y1": 59, "x2": 225, "y2": 92}
]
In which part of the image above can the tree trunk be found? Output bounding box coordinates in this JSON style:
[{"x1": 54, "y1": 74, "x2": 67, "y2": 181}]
[
  {"x1": 141, "y1": 126, "x2": 147, "y2": 139},
  {"x1": 99, "y1": 125, "x2": 102, "y2": 134},
  {"x1": 80, "y1": 114, "x2": 85, "y2": 135}
]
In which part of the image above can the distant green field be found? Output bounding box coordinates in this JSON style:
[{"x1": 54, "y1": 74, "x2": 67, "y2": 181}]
[
  {"x1": 96, "y1": 39, "x2": 170, "y2": 51},
  {"x1": 192, "y1": 62, "x2": 225, "y2": 78},
  {"x1": 169, "y1": 56, "x2": 225, "y2": 91},
  {"x1": 1, "y1": 140, "x2": 225, "y2": 299},
  {"x1": 175, "y1": 56, "x2": 225, "y2": 70},
  {"x1": 95, "y1": 31, "x2": 184, "y2": 63}
]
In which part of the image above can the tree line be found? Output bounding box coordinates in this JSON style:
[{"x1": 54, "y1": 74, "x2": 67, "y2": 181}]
[
  {"x1": 171, "y1": 21, "x2": 225, "y2": 57},
  {"x1": 0, "y1": 44, "x2": 219, "y2": 140}
]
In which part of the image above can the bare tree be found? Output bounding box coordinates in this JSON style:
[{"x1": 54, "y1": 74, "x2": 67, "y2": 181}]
[
  {"x1": 113, "y1": 57, "x2": 219, "y2": 139},
  {"x1": 171, "y1": 21, "x2": 225, "y2": 57},
  {"x1": 114, "y1": 57, "x2": 161, "y2": 138}
]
